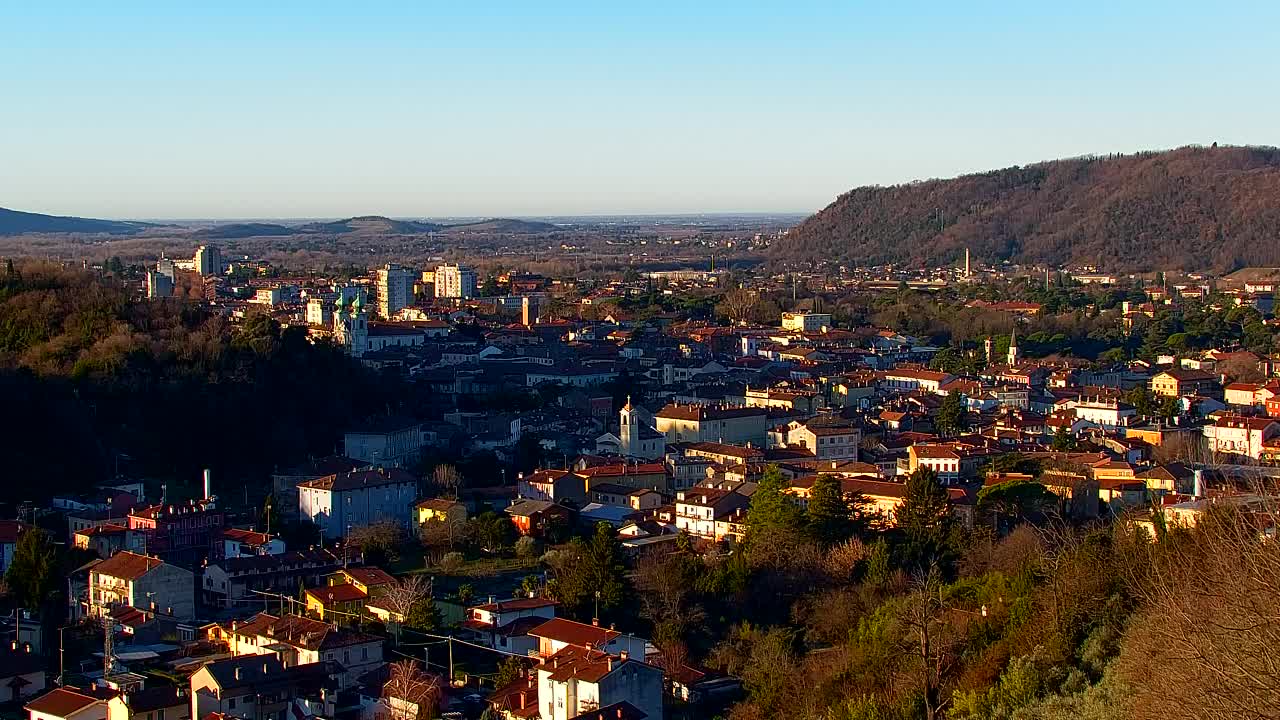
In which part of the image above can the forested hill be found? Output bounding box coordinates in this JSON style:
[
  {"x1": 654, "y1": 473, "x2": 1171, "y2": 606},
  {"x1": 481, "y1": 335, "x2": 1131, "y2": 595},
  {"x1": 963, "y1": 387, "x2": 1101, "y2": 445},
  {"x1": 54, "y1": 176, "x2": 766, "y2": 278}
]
[{"x1": 771, "y1": 145, "x2": 1280, "y2": 272}]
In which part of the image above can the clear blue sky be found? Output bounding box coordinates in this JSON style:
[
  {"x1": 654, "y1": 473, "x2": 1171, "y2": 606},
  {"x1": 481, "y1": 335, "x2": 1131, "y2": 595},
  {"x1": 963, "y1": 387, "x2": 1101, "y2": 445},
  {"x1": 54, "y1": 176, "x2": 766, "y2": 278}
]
[{"x1": 2, "y1": 1, "x2": 1277, "y2": 219}]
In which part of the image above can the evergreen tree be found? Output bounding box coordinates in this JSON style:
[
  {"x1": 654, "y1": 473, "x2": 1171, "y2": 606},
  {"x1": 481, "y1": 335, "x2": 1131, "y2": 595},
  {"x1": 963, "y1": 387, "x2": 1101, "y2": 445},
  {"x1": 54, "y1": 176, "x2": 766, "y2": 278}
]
[
  {"x1": 936, "y1": 391, "x2": 968, "y2": 437},
  {"x1": 1051, "y1": 426, "x2": 1076, "y2": 451},
  {"x1": 898, "y1": 467, "x2": 957, "y2": 571},
  {"x1": 5, "y1": 528, "x2": 56, "y2": 610},
  {"x1": 404, "y1": 596, "x2": 443, "y2": 631},
  {"x1": 746, "y1": 465, "x2": 805, "y2": 542},
  {"x1": 806, "y1": 474, "x2": 855, "y2": 543}
]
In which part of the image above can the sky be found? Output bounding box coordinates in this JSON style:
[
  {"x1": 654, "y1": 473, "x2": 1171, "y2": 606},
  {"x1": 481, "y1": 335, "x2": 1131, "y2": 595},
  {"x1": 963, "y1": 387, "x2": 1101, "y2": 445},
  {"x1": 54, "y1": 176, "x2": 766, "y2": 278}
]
[{"x1": 2, "y1": 1, "x2": 1278, "y2": 219}]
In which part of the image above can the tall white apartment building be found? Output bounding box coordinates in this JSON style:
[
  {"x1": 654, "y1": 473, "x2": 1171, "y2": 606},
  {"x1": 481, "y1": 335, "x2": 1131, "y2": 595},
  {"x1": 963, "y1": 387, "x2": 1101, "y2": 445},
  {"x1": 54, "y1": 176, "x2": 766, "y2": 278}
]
[
  {"x1": 376, "y1": 264, "x2": 415, "y2": 318},
  {"x1": 434, "y1": 264, "x2": 477, "y2": 299},
  {"x1": 194, "y1": 245, "x2": 223, "y2": 276}
]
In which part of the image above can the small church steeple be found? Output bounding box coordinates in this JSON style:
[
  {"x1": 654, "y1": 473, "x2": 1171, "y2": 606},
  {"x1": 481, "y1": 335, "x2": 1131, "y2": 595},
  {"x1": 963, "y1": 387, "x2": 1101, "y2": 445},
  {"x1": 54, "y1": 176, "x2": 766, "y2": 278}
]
[{"x1": 1007, "y1": 328, "x2": 1020, "y2": 366}]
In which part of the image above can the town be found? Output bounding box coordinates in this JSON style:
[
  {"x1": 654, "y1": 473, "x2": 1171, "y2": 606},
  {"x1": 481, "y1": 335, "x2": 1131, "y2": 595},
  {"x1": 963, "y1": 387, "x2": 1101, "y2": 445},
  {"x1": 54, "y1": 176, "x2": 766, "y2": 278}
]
[{"x1": 3, "y1": 238, "x2": 1280, "y2": 720}]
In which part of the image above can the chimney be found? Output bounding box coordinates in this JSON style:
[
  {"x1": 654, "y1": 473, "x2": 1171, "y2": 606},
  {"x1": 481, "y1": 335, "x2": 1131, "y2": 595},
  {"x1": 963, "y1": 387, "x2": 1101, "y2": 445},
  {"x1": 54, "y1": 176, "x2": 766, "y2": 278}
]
[
  {"x1": 1193, "y1": 469, "x2": 1205, "y2": 498},
  {"x1": 203, "y1": 469, "x2": 212, "y2": 500},
  {"x1": 619, "y1": 650, "x2": 629, "y2": 661},
  {"x1": 592, "y1": 617, "x2": 599, "y2": 627}
]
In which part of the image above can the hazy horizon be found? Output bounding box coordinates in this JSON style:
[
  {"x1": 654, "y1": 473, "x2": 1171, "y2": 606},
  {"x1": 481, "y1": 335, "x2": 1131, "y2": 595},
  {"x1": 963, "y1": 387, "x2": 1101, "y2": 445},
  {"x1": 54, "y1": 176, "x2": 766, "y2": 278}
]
[{"x1": 4, "y1": 1, "x2": 1277, "y2": 218}]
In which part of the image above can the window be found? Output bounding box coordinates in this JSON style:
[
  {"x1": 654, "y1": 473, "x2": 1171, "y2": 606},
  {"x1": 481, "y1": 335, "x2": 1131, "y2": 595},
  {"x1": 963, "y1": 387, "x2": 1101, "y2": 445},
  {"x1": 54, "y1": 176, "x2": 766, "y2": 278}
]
[
  {"x1": 228, "y1": 699, "x2": 237, "y2": 710},
  {"x1": 362, "y1": 647, "x2": 369, "y2": 661}
]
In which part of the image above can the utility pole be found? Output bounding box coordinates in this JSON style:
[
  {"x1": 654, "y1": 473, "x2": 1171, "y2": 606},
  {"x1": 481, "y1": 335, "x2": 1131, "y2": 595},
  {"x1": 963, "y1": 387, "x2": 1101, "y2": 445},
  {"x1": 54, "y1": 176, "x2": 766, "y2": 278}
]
[{"x1": 448, "y1": 636, "x2": 454, "y2": 685}]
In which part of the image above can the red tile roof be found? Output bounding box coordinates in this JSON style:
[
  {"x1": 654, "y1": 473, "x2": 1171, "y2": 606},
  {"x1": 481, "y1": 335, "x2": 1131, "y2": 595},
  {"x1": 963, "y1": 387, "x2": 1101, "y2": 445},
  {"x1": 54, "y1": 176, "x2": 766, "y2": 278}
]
[{"x1": 93, "y1": 551, "x2": 164, "y2": 581}]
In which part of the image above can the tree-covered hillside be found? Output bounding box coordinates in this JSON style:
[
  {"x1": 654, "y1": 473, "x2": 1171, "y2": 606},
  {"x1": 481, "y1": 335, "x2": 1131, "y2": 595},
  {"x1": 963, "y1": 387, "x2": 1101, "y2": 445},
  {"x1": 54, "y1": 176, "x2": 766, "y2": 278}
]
[{"x1": 771, "y1": 146, "x2": 1280, "y2": 272}]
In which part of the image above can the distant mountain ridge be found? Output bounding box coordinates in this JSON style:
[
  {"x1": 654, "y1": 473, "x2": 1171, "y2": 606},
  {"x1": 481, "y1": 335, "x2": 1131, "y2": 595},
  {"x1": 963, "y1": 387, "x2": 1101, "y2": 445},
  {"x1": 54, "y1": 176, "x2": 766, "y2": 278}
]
[
  {"x1": 297, "y1": 215, "x2": 446, "y2": 235},
  {"x1": 442, "y1": 218, "x2": 558, "y2": 233},
  {"x1": 0, "y1": 207, "x2": 155, "y2": 236},
  {"x1": 769, "y1": 145, "x2": 1280, "y2": 272}
]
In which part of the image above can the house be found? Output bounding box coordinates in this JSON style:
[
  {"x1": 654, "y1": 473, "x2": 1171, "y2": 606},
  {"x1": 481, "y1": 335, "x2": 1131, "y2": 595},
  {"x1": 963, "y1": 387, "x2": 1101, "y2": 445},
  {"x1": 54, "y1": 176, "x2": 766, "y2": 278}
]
[
  {"x1": 674, "y1": 488, "x2": 750, "y2": 542},
  {"x1": 105, "y1": 685, "x2": 190, "y2": 720},
  {"x1": 576, "y1": 463, "x2": 670, "y2": 494},
  {"x1": 777, "y1": 418, "x2": 861, "y2": 460},
  {"x1": 1204, "y1": 415, "x2": 1280, "y2": 459},
  {"x1": 527, "y1": 618, "x2": 648, "y2": 660},
  {"x1": 907, "y1": 445, "x2": 962, "y2": 484},
  {"x1": 304, "y1": 583, "x2": 368, "y2": 622},
  {"x1": 209, "y1": 612, "x2": 383, "y2": 689},
  {"x1": 220, "y1": 529, "x2": 285, "y2": 559},
  {"x1": 462, "y1": 597, "x2": 558, "y2": 656},
  {"x1": 88, "y1": 552, "x2": 195, "y2": 621},
  {"x1": 1151, "y1": 369, "x2": 1221, "y2": 399},
  {"x1": 297, "y1": 467, "x2": 418, "y2": 540},
  {"x1": 587, "y1": 485, "x2": 663, "y2": 511},
  {"x1": 506, "y1": 500, "x2": 574, "y2": 537},
  {"x1": 518, "y1": 470, "x2": 587, "y2": 505},
  {"x1": 188, "y1": 655, "x2": 336, "y2": 720},
  {"x1": 0, "y1": 643, "x2": 45, "y2": 703},
  {"x1": 415, "y1": 498, "x2": 467, "y2": 526},
  {"x1": 26, "y1": 688, "x2": 108, "y2": 720},
  {"x1": 534, "y1": 646, "x2": 662, "y2": 720},
  {"x1": 329, "y1": 567, "x2": 397, "y2": 597},
  {"x1": 73, "y1": 524, "x2": 141, "y2": 560}
]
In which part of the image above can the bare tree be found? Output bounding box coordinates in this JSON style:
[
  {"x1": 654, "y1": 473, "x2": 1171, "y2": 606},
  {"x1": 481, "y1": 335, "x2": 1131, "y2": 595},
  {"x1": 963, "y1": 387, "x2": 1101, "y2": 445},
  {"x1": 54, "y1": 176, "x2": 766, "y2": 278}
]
[
  {"x1": 381, "y1": 659, "x2": 442, "y2": 720},
  {"x1": 348, "y1": 521, "x2": 403, "y2": 565},
  {"x1": 432, "y1": 464, "x2": 463, "y2": 499},
  {"x1": 717, "y1": 288, "x2": 760, "y2": 325},
  {"x1": 381, "y1": 574, "x2": 433, "y2": 621},
  {"x1": 1117, "y1": 495, "x2": 1280, "y2": 720}
]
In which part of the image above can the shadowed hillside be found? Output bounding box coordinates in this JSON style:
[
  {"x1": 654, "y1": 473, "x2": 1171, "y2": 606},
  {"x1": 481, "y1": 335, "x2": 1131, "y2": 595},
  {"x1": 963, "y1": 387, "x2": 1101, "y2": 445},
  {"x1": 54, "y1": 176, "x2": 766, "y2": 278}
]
[{"x1": 770, "y1": 145, "x2": 1280, "y2": 272}]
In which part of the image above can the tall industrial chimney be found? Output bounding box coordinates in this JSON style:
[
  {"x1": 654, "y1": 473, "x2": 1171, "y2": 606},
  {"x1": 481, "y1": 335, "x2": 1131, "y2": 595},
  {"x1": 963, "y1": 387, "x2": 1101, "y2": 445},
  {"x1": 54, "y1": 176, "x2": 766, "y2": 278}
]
[{"x1": 203, "y1": 468, "x2": 212, "y2": 501}]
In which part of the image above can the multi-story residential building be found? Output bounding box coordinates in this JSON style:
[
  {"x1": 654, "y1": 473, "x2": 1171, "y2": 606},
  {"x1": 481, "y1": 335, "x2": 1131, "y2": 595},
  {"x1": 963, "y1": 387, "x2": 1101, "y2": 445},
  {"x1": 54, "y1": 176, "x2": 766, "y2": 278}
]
[
  {"x1": 532, "y1": 645, "x2": 663, "y2": 720},
  {"x1": 194, "y1": 245, "x2": 222, "y2": 276},
  {"x1": 434, "y1": 264, "x2": 477, "y2": 300},
  {"x1": 343, "y1": 416, "x2": 423, "y2": 466},
  {"x1": 1204, "y1": 415, "x2": 1280, "y2": 459},
  {"x1": 305, "y1": 296, "x2": 333, "y2": 326},
  {"x1": 781, "y1": 311, "x2": 833, "y2": 333},
  {"x1": 296, "y1": 468, "x2": 418, "y2": 540},
  {"x1": 674, "y1": 488, "x2": 749, "y2": 541},
  {"x1": 1067, "y1": 397, "x2": 1137, "y2": 429},
  {"x1": 201, "y1": 549, "x2": 341, "y2": 609},
  {"x1": 105, "y1": 686, "x2": 190, "y2": 720},
  {"x1": 1151, "y1": 368, "x2": 1221, "y2": 398},
  {"x1": 145, "y1": 270, "x2": 173, "y2": 299},
  {"x1": 88, "y1": 551, "x2": 195, "y2": 621},
  {"x1": 654, "y1": 404, "x2": 769, "y2": 446},
  {"x1": 880, "y1": 369, "x2": 954, "y2": 394},
  {"x1": 774, "y1": 418, "x2": 861, "y2": 459},
  {"x1": 376, "y1": 264, "x2": 415, "y2": 318},
  {"x1": 126, "y1": 500, "x2": 225, "y2": 567},
  {"x1": 907, "y1": 444, "x2": 962, "y2": 483},
  {"x1": 189, "y1": 655, "x2": 335, "y2": 720}
]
